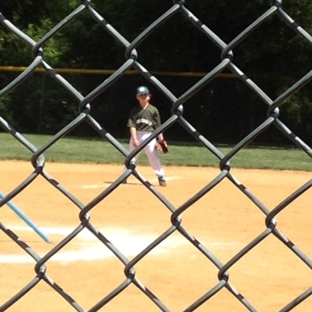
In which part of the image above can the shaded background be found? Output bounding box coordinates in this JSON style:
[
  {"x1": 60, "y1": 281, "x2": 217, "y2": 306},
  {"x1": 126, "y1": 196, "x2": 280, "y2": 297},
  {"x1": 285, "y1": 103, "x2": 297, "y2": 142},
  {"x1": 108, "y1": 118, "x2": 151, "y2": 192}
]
[{"x1": 0, "y1": 0, "x2": 312, "y2": 145}]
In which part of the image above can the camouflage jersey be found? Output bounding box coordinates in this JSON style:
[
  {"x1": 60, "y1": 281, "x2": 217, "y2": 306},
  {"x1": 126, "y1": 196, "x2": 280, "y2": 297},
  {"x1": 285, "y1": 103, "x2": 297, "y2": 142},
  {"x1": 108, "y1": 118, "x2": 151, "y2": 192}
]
[{"x1": 127, "y1": 104, "x2": 161, "y2": 132}]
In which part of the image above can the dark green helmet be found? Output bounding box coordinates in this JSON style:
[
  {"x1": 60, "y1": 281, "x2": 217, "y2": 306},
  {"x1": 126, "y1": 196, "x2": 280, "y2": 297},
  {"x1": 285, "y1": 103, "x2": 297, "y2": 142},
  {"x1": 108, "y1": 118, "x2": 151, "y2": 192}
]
[{"x1": 136, "y1": 86, "x2": 150, "y2": 95}]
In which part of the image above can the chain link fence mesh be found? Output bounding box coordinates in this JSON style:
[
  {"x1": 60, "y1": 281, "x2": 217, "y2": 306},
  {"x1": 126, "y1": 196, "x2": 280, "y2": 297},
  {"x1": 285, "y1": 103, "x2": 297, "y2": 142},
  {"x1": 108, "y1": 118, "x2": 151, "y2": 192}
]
[{"x1": 0, "y1": 1, "x2": 311, "y2": 311}]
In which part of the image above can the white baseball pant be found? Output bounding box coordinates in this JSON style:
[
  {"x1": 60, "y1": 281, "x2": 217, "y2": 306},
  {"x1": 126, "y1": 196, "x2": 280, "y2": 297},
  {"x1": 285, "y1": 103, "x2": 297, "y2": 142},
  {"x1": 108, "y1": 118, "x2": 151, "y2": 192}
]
[{"x1": 129, "y1": 131, "x2": 164, "y2": 177}]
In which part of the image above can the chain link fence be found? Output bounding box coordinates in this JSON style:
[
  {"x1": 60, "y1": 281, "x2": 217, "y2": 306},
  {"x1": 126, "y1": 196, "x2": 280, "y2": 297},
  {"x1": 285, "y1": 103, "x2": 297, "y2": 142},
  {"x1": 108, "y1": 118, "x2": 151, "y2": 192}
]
[{"x1": 0, "y1": 1, "x2": 311, "y2": 311}]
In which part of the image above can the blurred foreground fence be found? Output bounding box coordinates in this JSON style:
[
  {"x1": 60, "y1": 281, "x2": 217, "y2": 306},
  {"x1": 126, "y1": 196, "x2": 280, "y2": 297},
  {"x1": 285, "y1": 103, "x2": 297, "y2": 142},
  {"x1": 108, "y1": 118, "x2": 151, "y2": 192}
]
[{"x1": 0, "y1": 1, "x2": 311, "y2": 311}]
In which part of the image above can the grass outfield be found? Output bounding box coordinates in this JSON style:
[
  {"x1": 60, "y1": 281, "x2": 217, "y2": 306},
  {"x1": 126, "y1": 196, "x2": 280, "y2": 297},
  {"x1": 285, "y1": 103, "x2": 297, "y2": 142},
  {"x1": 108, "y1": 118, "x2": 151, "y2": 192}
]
[{"x1": 0, "y1": 133, "x2": 311, "y2": 171}]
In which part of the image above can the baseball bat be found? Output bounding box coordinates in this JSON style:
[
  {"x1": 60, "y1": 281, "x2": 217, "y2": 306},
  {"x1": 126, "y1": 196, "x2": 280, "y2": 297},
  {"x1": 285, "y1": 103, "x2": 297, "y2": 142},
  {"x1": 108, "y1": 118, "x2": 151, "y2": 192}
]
[{"x1": 0, "y1": 192, "x2": 51, "y2": 243}]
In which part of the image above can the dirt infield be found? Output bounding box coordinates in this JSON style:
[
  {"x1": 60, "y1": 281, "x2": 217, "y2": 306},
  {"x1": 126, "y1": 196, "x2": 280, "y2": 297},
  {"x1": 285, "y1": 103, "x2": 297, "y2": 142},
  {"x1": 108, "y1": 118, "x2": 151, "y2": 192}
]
[{"x1": 0, "y1": 161, "x2": 311, "y2": 312}]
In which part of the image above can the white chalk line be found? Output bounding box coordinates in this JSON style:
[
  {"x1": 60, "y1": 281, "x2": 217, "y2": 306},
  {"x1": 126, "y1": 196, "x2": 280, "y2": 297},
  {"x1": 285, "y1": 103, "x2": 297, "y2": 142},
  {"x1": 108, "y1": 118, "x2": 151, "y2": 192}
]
[
  {"x1": 80, "y1": 176, "x2": 180, "y2": 189},
  {"x1": 1, "y1": 226, "x2": 241, "y2": 264},
  {"x1": 1, "y1": 226, "x2": 183, "y2": 264}
]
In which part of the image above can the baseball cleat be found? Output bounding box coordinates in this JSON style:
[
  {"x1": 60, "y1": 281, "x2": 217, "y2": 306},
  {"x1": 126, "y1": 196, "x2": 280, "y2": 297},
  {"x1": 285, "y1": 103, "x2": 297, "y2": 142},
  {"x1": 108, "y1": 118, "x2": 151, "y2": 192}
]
[{"x1": 158, "y1": 177, "x2": 167, "y2": 187}]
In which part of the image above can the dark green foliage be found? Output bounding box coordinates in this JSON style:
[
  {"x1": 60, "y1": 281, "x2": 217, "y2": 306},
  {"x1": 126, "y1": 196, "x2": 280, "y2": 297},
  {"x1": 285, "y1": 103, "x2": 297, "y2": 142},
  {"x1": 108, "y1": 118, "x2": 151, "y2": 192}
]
[{"x1": 0, "y1": 1, "x2": 311, "y2": 147}]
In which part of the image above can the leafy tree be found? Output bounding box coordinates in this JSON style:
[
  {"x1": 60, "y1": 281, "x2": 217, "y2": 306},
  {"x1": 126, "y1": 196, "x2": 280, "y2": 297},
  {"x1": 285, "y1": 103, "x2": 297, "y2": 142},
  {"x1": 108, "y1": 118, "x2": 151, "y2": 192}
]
[{"x1": 0, "y1": 0, "x2": 311, "y2": 143}]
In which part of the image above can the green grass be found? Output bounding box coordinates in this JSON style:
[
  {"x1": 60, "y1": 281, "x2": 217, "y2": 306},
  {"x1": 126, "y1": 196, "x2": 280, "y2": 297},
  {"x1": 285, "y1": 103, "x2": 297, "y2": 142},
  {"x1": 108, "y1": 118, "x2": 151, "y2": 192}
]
[{"x1": 0, "y1": 133, "x2": 311, "y2": 171}]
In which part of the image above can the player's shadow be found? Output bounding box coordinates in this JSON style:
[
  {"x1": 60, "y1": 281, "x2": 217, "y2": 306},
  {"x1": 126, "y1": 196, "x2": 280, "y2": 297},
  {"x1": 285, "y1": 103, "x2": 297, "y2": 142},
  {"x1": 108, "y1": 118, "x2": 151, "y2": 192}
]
[
  {"x1": 104, "y1": 181, "x2": 143, "y2": 186},
  {"x1": 104, "y1": 180, "x2": 153, "y2": 186}
]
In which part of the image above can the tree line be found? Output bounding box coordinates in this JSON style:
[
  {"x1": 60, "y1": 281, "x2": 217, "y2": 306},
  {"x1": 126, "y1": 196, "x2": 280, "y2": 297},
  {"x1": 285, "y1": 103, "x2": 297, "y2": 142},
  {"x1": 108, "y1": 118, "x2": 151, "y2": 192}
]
[{"x1": 0, "y1": 0, "x2": 311, "y2": 146}]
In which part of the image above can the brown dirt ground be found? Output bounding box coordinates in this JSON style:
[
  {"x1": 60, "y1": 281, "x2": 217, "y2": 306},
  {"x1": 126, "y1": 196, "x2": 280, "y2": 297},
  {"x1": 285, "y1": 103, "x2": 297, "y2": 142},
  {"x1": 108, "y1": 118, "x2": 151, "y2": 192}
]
[{"x1": 0, "y1": 161, "x2": 311, "y2": 312}]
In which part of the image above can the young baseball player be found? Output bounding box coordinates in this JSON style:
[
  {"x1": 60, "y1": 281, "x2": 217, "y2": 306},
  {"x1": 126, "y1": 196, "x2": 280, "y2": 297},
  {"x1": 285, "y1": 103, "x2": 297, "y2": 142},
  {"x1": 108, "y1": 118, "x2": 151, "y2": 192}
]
[{"x1": 125, "y1": 86, "x2": 167, "y2": 186}]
